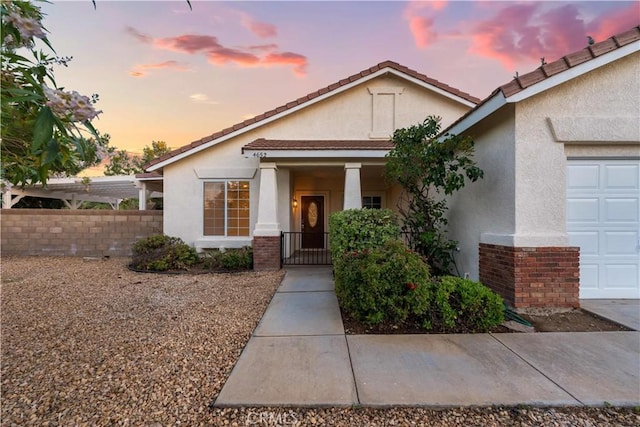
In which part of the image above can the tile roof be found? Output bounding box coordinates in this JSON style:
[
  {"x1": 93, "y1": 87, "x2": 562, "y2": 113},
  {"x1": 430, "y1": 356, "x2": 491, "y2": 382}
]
[
  {"x1": 242, "y1": 138, "x2": 394, "y2": 152},
  {"x1": 145, "y1": 60, "x2": 480, "y2": 170},
  {"x1": 498, "y1": 26, "x2": 640, "y2": 98},
  {"x1": 443, "y1": 25, "x2": 640, "y2": 135}
]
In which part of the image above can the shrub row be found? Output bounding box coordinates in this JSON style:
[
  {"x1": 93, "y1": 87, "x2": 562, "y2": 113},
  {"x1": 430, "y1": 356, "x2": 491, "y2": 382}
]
[
  {"x1": 131, "y1": 235, "x2": 252, "y2": 272},
  {"x1": 330, "y1": 209, "x2": 504, "y2": 332}
]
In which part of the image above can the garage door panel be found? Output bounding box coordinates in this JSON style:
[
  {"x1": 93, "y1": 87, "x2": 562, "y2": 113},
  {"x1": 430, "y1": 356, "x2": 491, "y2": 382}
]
[
  {"x1": 604, "y1": 164, "x2": 639, "y2": 189},
  {"x1": 567, "y1": 165, "x2": 600, "y2": 189},
  {"x1": 604, "y1": 198, "x2": 639, "y2": 222},
  {"x1": 579, "y1": 264, "x2": 599, "y2": 289},
  {"x1": 567, "y1": 198, "x2": 599, "y2": 222},
  {"x1": 605, "y1": 265, "x2": 639, "y2": 289},
  {"x1": 604, "y1": 231, "x2": 638, "y2": 255},
  {"x1": 567, "y1": 159, "x2": 639, "y2": 299},
  {"x1": 568, "y1": 231, "x2": 598, "y2": 255}
]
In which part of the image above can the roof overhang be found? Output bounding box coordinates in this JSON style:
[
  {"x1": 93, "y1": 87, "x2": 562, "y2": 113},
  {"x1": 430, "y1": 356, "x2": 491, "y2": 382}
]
[
  {"x1": 242, "y1": 148, "x2": 390, "y2": 159},
  {"x1": 445, "y1": 40, "x2": 640, "y2": 136},
  {"x1": 147, "y1": 66, "x2": 475, "y2": 172}
]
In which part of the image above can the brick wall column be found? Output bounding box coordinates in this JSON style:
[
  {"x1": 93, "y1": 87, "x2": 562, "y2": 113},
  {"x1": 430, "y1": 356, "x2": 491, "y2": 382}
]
[
  {"x1": 479, "y1": 244, "x2": 580, "y2": 308},
  {"x1": 253, "y1": 235, "x2": 281, "y2": 271}
]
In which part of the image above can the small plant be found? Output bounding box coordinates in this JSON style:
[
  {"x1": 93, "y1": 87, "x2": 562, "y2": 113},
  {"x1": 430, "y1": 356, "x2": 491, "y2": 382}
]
[
  {"x1": 335, "y1": 240, "x2": 432, "y2": 325},
  {"x1": 131, "y1": 234, "x2": 198, "y2": 271},
  {"x1": 423, "y1": 276, "x2": 504, "y2": 332},
  {"x1": 200, "y1": 247, "x2": 253, "y2": 271}
]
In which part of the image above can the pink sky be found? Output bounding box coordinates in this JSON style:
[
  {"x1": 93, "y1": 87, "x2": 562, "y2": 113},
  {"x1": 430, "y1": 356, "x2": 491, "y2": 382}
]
[{"x1": 40, "y1": 1, "x2": 638, "y2": 159}]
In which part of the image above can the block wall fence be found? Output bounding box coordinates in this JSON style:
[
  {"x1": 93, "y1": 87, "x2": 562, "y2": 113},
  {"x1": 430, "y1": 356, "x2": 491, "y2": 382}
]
[{"x1": 1, "y1": 209, "x2": 163, "y2": 257}]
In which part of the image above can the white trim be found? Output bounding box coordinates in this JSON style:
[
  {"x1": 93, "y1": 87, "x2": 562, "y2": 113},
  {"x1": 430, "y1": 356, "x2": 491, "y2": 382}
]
[
  {"x1": 148, "y1": 66, "x2": 476, "y2": 171},
  {"x1": 445, "y1": 94, "x2": 507, "y2": 137},
  {"x1": 445, "y1": 41, "x2": 640, "y2": 136},
  {"x1": 243, "y1": 149, "x2": 390, "y2": 159},
  {"x1": 202, "y1": 179, "x2": 252, "y2": 238}
]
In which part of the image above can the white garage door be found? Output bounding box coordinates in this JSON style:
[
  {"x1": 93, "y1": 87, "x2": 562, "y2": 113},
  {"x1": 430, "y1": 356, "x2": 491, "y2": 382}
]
[{"x1": 567, "y1": 159, "x2": 639, "y2": 299}]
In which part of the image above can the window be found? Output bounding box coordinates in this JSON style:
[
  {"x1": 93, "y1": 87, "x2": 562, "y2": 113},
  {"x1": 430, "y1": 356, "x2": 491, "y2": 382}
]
[
  {"x1": 362, "y1": 195, "x2": 382, "y2": 209},
  {"x1": 204, "y1": 181, "x2": 250, "y2": 236}
]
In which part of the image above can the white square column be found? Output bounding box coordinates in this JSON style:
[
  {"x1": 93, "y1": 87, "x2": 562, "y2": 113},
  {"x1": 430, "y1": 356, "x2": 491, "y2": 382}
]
[
  {"x1": 254, "y1": 162, "x2": 281, "y2": 236},
  {"x1": 343, "y1": 163, "x2": 362, "y2": 210}
]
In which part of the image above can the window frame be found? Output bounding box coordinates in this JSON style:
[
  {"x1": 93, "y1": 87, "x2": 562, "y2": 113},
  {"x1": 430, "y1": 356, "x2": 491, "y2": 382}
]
[{"x1": 203, "y1": 180, "x2": 251, "y2": 237}]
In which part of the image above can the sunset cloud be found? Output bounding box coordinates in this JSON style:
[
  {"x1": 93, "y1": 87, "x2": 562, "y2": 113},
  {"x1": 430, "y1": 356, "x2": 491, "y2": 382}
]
[
  {"x1": 403, "y1": 1, "x2": 448, "y2": 48},
  {"x1": 243, "y1": 18, "x2": 277, "y2": 38},
  {"x1": 587, "y1": 2, "x2": 640, "y2": 43},
  {"x1": 468, "y1": 2, "x2": 639, "y2": 71},
  {"x1": 264, "y1": 52, "x2": 308, "y2": 77},
  {"x1": 125, "y1": 26, "x2": 308, "y2": 76},
  {"x1": 129, "y1": 60, "x2": 191, "y2": 77}
]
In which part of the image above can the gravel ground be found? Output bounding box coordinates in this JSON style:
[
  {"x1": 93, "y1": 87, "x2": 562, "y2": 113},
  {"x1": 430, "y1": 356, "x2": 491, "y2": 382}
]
[{"x1": 2, "y1": 256, "x2": 638, "y2": 426}]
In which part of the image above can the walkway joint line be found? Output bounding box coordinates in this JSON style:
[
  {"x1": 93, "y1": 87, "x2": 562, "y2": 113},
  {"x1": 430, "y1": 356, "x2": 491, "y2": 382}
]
[
  {"x1": 489, "y1": 333, "x2": 585, "y2": 406},
  {"x1": 343, "y1": 335, "x2": 361, "y2": 405}
]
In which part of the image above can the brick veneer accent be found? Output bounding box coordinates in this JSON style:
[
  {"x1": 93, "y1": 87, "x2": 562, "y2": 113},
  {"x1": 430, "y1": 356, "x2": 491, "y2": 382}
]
[
  {"x1": 1, "y1": 209, "x2": 162, "y2": 257},
  {"x1": 253, "y1": 235, "x2": 281, "y2": 271},
  {"x1": 479, "y1": 244, "x2": 580, "y2": 308}
]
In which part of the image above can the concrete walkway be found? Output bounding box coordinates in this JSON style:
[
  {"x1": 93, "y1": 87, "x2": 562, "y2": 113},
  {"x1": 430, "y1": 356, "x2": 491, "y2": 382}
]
[
  {"x1": 215, "y1": 267, "x2": 640, "y2": 407},
  {"x1": 580, "y1": 299, "x2": 640, "y2": 331}
]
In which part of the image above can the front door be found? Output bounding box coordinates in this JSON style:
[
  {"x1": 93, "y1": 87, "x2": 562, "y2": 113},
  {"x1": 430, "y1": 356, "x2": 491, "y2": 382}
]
[{"x1": 301, "y1": 195, "x2": 324, "y2": 249}]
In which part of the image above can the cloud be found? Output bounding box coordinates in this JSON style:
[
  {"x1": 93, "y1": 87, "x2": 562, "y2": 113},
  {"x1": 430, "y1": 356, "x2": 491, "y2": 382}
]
[
  {"x1": 125, "y1": 26, "x2": 153, "y2": 44},
  {"x1": 403, "y1": 1, "x2": 448, "y2": 48},
  {"x1": 468, "y1": 2, "x2": 639, "y2": 71},
  {"x1": 125, "y1": 26, "x2": 308, "y2": 76},
  {"x1": 239, "y1": 12, "x2": 278, "y2": 38},
  {"x1": 189, "y1": 93, "x2": 219, "y2": 105},
  {"x1": 246, "y1": 19, "x2": 277, "y2": 38},
  {"x1": 129, "y1": 60, "x2": 191, "y2": 77},
  {"x1": 587, "y1": 2, "x2": 640, "y2": 43},
  {"x1": 155, "y1": 34, "x2": 221, "y2": 54},
  {"x1": 263, "y1": 52, "x2": 308, "y2": 77}
]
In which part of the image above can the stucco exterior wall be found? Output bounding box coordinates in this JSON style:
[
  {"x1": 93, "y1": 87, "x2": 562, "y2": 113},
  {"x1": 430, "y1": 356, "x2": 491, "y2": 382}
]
[
  {"x1": 513, "y1": 51, "x2": 639, "y2": 246},
  {"x1": 447, "y1": 51, "x2": 639, "y2": 280},
  {"x1": 447, "y1": 106, "x2": 516, "y2": 279},
  {"x1": 163, "y1": 73, "x2": 472, "y2": 248}
]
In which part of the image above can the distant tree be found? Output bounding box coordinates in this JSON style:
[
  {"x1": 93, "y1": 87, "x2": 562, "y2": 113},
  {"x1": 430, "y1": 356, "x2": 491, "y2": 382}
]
[{"x1": 104, "y1": 140, "x2": 171, "y2": 176}]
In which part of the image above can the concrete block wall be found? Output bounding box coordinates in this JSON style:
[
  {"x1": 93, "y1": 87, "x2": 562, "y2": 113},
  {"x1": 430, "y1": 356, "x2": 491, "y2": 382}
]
[
  {"x1": 1, "y1": 209, "x2": 163, "y2": 257},
  {"x1": 479, "y1": 244, "x2": 580, "y2": 308}
]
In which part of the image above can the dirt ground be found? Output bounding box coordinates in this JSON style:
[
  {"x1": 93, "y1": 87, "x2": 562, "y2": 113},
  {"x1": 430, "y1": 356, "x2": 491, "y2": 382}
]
[
  {"x1": 342, "y1": 305, "x2": 630, "y2": 335},
  {"x1": 2, "y1": 256, "x2": 637, "y2": 426}
]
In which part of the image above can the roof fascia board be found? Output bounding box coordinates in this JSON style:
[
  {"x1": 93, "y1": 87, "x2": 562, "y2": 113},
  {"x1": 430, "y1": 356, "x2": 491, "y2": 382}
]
[
  {"x1": 507, "y1": 41, "x2": 639, "y2": 103},
  {"x1": 444, "y1": 93, "x2": 507, "y2": 137},
  {"x1": 243, "y1": 149, "x2": 390, "y2": 159},
  {"x1": 386, "y1": 69, "x2": 477, "y2": 107}
]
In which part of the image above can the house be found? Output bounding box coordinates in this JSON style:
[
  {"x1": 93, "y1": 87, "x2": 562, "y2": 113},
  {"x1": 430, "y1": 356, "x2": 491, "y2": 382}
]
[
  {"x1": 143, "y1": 60, "x2": 479, "y2": 267},
  {"x1": 444, "y1": 26, "x2": 640, "y2": 306},
  {"x1": 144, "y1": 26, "x2": 639, "y2": 308}
]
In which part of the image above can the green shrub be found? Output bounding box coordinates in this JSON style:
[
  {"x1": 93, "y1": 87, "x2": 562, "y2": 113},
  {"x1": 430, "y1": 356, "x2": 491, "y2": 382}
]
[
  {"x1": 335, "y1": 240, "x2": 432, "y2": 325},
  {"x1": 329, "y1": 208, "x2": 400, "y2": 261},
  {"x1": 200, "y1": 247, "x2": 253, "y2": 271},
  {"x1": 423, "y1": 276, "x2": 504, "y2": 332},
  {"x1": 131, "y1": 234, "x2": 198, "y2": 271}
]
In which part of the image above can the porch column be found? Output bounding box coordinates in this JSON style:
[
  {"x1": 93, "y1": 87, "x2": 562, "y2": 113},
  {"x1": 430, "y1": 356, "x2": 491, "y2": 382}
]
[
  {"x1": 2, "y1": 188, "x2": 11, "y2": 209},
  {"x1": 138, "y1": 182, "x2": 148, "y2": 211},
  {"x1": 343, "y1": 162, "x2": 362, "y2": 210},
  {"x1": 253, "y1": 162, "x2": 281, "y2": 270}
]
